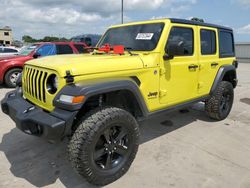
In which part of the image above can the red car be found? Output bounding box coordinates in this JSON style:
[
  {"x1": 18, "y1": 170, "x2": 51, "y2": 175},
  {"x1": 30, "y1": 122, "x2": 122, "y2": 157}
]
[{"x1": 0, "y1": 42, "x2": 88, "y2": 87}]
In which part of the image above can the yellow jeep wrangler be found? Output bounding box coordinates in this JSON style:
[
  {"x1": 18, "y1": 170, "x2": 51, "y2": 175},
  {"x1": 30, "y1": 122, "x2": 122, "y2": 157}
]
[{"x1": 1, "y1": 18, "x2": 238, "y2": 185}]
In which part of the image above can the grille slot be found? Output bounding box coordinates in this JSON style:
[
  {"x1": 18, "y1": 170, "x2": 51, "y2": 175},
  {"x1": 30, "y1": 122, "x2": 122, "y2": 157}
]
[{"x1": 24, "y1": 67, "x2": 48, "y2": 103}]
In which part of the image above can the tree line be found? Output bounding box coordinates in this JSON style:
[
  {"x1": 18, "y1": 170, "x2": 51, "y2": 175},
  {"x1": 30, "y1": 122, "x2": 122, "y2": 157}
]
[{"x1": 22, "y1": 35, "x2": 70, "y2": 43}]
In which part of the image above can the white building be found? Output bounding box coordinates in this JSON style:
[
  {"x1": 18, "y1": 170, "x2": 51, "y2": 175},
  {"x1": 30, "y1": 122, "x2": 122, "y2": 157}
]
[
  {"x1": 235, "y1": 43, "x2": 250, "y2": 63},
  {"x1": 0, "y1": 26, "x2": 13, "y2": 46}
]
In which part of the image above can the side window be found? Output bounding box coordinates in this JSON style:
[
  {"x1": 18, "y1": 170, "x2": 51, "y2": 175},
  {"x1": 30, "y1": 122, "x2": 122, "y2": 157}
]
[
  {"x1": 4, "y1": 48, "x2": 18, "y2": 53},
  {"x1": 56, "y1": 45, "x2": 74, "y2": 54},
  {"x1": 37, "y1": 44, "x2": 56, "y2": 56},
  {"x1": 166, "y1": 27, "x2": 194, "y2": 56},
  {"x1": 219, "y1": 31, "x2": 234, "y2": 58},
  {"x1": 200, "y1": 29, "x2": 216, "y2": 55},
  {"x1": 74, "y1": 44, "x2": 87, "y2": 54}
]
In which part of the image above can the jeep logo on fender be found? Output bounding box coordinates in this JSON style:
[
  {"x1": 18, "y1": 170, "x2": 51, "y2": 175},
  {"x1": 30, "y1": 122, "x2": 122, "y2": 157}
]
[{"x1": 148, "y1": 92, "x2": 158, "y2": 98}]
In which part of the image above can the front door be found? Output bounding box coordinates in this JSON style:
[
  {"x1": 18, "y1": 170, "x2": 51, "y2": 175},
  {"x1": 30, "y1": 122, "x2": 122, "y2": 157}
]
[{"x1": 160, "y1": 25, "x2": 199, "y2": 106}]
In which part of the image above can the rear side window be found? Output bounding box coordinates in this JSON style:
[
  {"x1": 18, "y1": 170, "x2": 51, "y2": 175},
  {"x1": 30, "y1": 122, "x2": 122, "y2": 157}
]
[
  {"x1": 74, "y1": 44, "x2": 87, "y2": 54},
  {"x1": 56, "y1": 45, "x2": 74, "y2": 54},
  {"x1": 200, "y1": 29, "x2": 216, "y2": 55},
  {"x1": 219, "y1": 31, "x2": 234, "y2": 58},
  {"x1": 166, "y1": 27, "x2": 194, "y2": 56}
]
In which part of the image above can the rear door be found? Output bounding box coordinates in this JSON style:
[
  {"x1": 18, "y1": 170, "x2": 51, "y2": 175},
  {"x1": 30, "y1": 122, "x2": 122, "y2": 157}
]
[{"x1": 197, "y1": 26, "x2": 219, "y2": 96}]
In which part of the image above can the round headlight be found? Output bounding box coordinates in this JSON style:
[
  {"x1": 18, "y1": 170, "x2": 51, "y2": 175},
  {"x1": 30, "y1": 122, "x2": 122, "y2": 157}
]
[
  {"x1": 46, "y1": 74, "x2": 58, "y2": 94},
  {"x1": 54, "y1": 76, "x2": 59, "y2": 89}
]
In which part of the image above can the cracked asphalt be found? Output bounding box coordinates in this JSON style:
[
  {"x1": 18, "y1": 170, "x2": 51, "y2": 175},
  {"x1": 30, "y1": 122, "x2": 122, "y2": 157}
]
[{"x1": 0, "y1": 63, "x2": 250, "y2": 188}]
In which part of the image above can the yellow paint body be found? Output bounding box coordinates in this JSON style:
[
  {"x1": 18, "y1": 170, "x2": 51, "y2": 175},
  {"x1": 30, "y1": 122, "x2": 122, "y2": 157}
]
[{"x1": 23, "y1": 19, "x2": 235, "y2": 112}]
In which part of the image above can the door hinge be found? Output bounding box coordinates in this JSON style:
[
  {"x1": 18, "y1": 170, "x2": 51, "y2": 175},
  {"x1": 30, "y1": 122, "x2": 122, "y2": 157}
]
[
  {"x1": 198, "y1": 82, "x2": 203, "y2": 89},
  {"x1": 160, "y1": 68, "x2": 166, "y2": 75},
  {"x1": 159, "y1": 90, "x2": 167, "y2": 97}
]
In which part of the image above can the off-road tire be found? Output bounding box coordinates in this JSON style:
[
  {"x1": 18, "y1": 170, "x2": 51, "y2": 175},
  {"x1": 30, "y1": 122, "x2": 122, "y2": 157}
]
[
  {"x1": 68, "y1": 107, "x2": 140, "y2": 186},
  {"x1": 4, "y1": 68, "x2": 22, "y2": 88},
  {"x1": 205, "y1": 81, "x2": 234, "y2": 120}
]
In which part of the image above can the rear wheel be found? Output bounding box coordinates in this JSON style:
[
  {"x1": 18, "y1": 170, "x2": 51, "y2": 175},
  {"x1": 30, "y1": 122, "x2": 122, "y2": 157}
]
[
  {"x1": 205, "y1": 81, "x2": 234, "y2": 120},
  {"x1": 68, "y1": 107, "x2": 139, "y2": 186},
  {"x1": 4, "y1": 68, "x2": 22, "y2": 88}
]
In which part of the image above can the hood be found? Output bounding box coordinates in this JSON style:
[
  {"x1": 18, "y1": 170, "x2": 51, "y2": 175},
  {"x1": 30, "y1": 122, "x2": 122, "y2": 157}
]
[
  {"x1": 25, "y1": 53, "x2": 145, "y2": 77},
  {"x1": 0, "y1": 55, "x2": 31, "y2": 62}
]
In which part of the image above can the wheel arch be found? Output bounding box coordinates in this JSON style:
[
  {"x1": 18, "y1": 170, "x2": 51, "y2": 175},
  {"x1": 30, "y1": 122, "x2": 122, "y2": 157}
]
[
  {"x1": 210, "y1": 65, "x2": 237, "y2": 95},
  {"x1": 81, "y1": 89, "x2": 145, "y2": 116},
  {"x1": 54, "y1": 78, "x2": 148, "y2": 133}
]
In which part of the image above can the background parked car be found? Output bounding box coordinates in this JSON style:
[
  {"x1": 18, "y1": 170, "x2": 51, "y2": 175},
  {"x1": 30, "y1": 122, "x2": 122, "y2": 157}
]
[
  {"x1": 71, "y1": 34, "x2": 101, "y2": 47},
  {"x1": 0, "y1": 47, "x2": 19, "y2": 57},
  {"x1": 0, "y1": 41, "x2": 88, "y2": 87}
]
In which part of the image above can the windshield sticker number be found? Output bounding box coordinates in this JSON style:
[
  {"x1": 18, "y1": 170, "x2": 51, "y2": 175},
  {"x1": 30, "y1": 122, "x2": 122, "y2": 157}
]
[{"x1": 136, "y1": 33, "x2": 154, "y2": 40}]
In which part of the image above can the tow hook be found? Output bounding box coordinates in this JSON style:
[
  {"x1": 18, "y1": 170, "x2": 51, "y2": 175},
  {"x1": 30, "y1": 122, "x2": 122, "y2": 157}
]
[{"x1": 23, "y1": 106, "x2": 35, "y2": 114}]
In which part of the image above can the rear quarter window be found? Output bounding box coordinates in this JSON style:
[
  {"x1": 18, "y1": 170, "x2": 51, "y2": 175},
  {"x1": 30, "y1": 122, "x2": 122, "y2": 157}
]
[{"x1": 219, "y1": 31, "x2": 235, "y2": 58}]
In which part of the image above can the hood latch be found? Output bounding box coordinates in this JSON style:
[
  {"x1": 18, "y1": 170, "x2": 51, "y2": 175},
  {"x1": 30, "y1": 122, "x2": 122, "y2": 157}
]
[{"x1": 64, "y1": 70, "x2": 74, "y2": 84}]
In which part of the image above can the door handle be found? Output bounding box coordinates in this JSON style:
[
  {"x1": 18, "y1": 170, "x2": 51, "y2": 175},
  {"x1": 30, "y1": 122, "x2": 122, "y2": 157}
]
[
  {"x1": 211, "y1": 62, "x2": 219, "y2": 67},
  {"x1": 188, "y1": 64, "x2": 199, "y2": 69}
]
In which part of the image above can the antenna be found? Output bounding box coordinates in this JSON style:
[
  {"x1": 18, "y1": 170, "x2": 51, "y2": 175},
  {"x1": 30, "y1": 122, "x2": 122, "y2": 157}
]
[{"x1": 121, "y1": 0, "x2": 124, "y2": 24}]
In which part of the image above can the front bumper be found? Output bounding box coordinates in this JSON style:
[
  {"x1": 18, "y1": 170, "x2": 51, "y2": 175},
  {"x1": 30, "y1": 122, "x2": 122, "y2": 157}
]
[{"x1": 1, "y1": 89, "x2": 76, "y2": 142}]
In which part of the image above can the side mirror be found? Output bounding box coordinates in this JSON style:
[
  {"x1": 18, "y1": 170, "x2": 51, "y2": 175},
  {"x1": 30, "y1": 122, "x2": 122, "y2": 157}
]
[
  {"x1": 33, "y1": 52, "x2": 41, "y2": 59},
  {"x1": 163, "y1": 53, "x2": 174, "y2": 60}
]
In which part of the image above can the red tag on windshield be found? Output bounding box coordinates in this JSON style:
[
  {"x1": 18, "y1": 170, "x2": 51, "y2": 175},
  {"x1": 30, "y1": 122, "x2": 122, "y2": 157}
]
[{"x1": 113, "y1": 45, "x2": 124, "y2": 54}]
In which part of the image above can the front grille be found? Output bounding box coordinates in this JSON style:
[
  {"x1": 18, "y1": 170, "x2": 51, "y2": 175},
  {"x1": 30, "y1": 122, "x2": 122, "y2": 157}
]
[{"x1": 23, "y1": 67, "x2": 48, "y2": 103}]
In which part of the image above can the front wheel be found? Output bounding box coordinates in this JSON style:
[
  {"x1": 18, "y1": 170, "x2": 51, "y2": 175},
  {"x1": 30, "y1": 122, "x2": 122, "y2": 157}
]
[
  {"x1": 205, "y1": 81, "x2": 234, "y2": 120},
  {"x1": 68, "y1": 107, "x2": 140, "y2": 186}
]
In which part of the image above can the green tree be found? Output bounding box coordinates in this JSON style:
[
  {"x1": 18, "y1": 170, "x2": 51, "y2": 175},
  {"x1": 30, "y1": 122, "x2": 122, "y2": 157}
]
[
  {"x1": 22, "y1": 35, "x2": 69, "y2": 43},
  {"x1": 22, "y1": 35, "x2": 37, "y2": 43}
]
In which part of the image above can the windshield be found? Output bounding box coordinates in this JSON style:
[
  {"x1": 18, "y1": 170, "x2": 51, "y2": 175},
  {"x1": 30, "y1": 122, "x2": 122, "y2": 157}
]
[
  {"x1": 98, "y1": 23, "x2": 164, "y2": 51},
  {"x1": 19, "y1": 44, "x2": 39, "y2": 56}
]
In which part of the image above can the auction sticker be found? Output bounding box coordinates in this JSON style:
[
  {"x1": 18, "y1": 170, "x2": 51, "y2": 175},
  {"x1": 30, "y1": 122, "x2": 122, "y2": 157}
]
[{"x1": 136, "y1": 33, "x2": 154, "y2": 40}]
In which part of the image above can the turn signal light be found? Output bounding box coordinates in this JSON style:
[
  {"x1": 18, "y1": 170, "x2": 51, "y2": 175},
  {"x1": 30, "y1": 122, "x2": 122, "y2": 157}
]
[
  {"x1": 72, "y1": 96, "x2": 85, "y2": 104},
  {"x1": 59, "y1": 95, "x2": 85, "y2": 104}
]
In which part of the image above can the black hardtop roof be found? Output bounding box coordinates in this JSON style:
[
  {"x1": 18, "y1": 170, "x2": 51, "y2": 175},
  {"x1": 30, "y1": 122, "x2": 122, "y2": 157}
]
[{"x1": 170, "y1": 18, "x2": 233, "y2": 31}]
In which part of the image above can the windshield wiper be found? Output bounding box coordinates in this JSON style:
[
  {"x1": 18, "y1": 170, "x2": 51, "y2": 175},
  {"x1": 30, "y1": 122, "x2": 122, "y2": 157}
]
[{"x1": 124, "y1": 47, "x2": 138, "y2": 56}]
